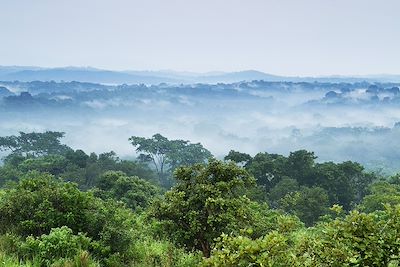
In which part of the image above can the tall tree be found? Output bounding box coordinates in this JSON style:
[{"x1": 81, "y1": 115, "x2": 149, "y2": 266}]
[
  {"x1": 151, "y1": 159, "x2": 256, "y2": 257},
  {"x1": 129, "y1": 133, "x2": 212, "y2": 186},
  {"x1": 245, "y1": 152, "x2": 287, "y2": 190},
  {"x1": 285, "y1": 150, "x2": 316, "y2": 185},
  {"x1": 224, "y1": 150, "x2": 252, "y2": 166},
  {"x1": 0, "y1": 131, "x2": 71, "y2": 158}
]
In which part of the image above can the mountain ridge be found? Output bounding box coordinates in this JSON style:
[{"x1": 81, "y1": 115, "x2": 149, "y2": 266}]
[{"x1": 1, "y1": 66, "x2": 400, "y2": 84}]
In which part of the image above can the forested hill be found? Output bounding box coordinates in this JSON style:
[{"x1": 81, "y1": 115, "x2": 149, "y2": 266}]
[{"x1": 0, "y1": 131, "x2": 400, "y2": 266}]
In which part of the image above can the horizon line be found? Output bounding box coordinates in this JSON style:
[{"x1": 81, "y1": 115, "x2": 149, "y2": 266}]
[{"x1": 1, "y1": 64, "x2": 400, "y2": 79}]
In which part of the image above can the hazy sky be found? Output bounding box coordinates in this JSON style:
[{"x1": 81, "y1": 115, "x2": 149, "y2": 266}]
[{"x1": 1, "y1": 0, "x2": 399, "y2": 76}]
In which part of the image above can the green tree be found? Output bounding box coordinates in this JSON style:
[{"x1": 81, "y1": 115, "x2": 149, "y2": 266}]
[
  {"x1": 245, "y1": 152, "x2": 287, "y2": 190},
  {"x1": 359, "y1": 181, "x2": 400, "y2": 212},
  {"x1": 285, "y1": 150, "x2": 316, "y2": 185},
  {"x1": 313, "y1": 161, "x2": 375, "y2": 210},
  {"x1": 65, "y1": 149, "x2": 89, "y2": 168},
  {"x1": 114, "y1": 160, "x2": 157, "y2": 182},
  {"x1": 18, "y1": 155, "x2": 68, "y2": 175},
  {"x1": 151, "y1": 159, "x2": 256, "y2": 257},
  {"x1": 95, "y1": 171, "x2": 161, "y2": 210},
  {"x1": 389, "y1": 173, "x2": 400, "y2": 185},
  {"x1": 0, "y1": 131, "x2": 71, "y2": 158},
  {"x1": 337, "y1": 161, "x2": 375, "y2": 202},
  {"x1": 224, "y1": 150, "x2": 252, "y2": 165},
  {"x1": 268, "y1": 177, "x2": 299, "y2": 206},
  {"x1": 279, "y1": 186, "x2": 330, "y2": 226},
  {"x1": 0, "y1": 164, "x2": 23, "y2": 186},
  {"x1": 129, "y1": 133, "x2": 212, "y2": 187}
]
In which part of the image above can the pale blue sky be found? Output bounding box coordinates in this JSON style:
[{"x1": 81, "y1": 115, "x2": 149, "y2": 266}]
[{"x1": 1, "y1": 0, "x2": 399, "y2": 76}]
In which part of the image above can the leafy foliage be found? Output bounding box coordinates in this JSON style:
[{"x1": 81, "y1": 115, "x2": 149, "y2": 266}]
[
  {"x1": 94, "y1": 171, "x2": 161, "y2": 210},
  {"x1": 205, "y1": 205, "x2": 400, "y2": 266},
  {"x1": 359, "y1": 181, "x2": 400, "y2": 212},
  {"x1": 203, "y1": 232, "x2": 294, "y2": 267},
  {"x1": 0, "y1": 131, "x2": 71, "y2": 158},
  {"x1": 129, "y1": 133, "x2": 212, "y2": 187},
  {"x1": 151, "y1": 159, "x2": 256, "y2": 257},
  {"x1": 19, "y1": 226, "x2": 92, "y2": 265},
  {"x1": 0, "y1": 131, "x2": 398, "y2": 266},
  {"x1": 279, "y1": 186, "x2": 330, "y2": 226},
  {"x1": 0, "y1": 172, "x2": 135, "y2": 263},
  {"x1": 0, "y1": 147, "x2": 156, "y2": 190},
  {"x1": 228, "y1": 150, "x2": 377, "y2": 215}
]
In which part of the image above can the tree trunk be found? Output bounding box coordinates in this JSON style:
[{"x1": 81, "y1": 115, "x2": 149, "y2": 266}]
[{"x1": 200, "y1": 240, "x2": 211, "y2": 258}]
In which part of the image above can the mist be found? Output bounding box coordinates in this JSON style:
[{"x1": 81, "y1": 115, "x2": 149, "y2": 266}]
[{"x1": 1, "y1": 79, "x2": 399, "y2": 173}]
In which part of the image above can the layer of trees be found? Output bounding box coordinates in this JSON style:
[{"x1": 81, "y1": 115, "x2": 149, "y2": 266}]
[{"x1": 0, "y1": 131, "x2": 399, "y2": 266}]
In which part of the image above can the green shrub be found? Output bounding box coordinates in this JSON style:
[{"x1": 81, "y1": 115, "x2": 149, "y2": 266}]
[
  {"x1": 130, "y1": 238, "x2": 202, "y2": 267},
  {"x1": 202, "y1": 232, "x2": 294, "y2": 267},
  {"x1": 0, "y1": 172, "x2": 135, "y2": 265},
  {"x1": 19, "y1": 227, "x2": 91, "y2": 265}
]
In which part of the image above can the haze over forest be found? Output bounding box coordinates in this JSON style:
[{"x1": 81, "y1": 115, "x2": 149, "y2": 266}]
[
  {"x1": 1, "y1": 65, "x2": 400, "y2": 173},
  {"x1": 2, "y1": 0, "x2": 400, "y2": 266}
]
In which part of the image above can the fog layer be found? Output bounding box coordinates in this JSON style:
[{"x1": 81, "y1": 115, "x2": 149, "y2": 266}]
[{"x1": 1, "y1": 80, "x2": 399, "y2": 173}]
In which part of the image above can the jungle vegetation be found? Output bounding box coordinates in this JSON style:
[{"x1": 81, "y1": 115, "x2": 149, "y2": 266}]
[{"x1": 0, "y1": 131, "x2": 399, "y2": 266}]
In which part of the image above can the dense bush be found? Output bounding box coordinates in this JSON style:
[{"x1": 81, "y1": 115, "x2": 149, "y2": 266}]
[
  {"x1": 202, "y1": 232, "x2": 294, "y2": 267},
  {"x1": 19, "y1": 226, "x2": 92, "y2": 265},
  {"x1": 204, "y1": 205, "x2": 400, "y2": 266},
  {"x1": 0, "y1": 172, "x2": 135, "y2": 264},
  {"x1": 94, "y1": 171, "x2": 161, "y2": 210}
]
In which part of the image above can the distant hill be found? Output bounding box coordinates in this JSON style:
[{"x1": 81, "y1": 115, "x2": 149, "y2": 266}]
[
  {"x1": 1, "y1": 66, "x2": 400, "y2": 84},
  {"x1": 0, "y1": 67, "x2": 178, "y2": 84}
]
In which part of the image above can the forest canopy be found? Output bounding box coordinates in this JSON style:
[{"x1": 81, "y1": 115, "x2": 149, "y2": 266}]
[{"x1": 0, "y1": 131, "x2": 399, "y2": 266}]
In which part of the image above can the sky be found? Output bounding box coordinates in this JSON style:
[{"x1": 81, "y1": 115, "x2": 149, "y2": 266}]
[{"x1": 1, "y1": 0, "x2": 400, "y2": 76}]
